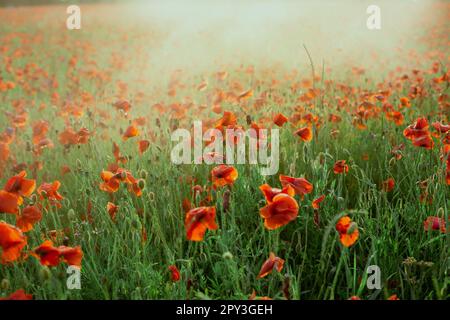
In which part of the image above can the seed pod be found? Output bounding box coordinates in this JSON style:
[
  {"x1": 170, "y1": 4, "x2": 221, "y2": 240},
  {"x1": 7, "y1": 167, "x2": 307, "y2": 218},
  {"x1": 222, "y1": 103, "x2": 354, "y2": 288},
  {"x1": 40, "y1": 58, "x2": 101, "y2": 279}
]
[
  {"x1": 137, "y1": 179, "x2": 146, "y2": 190},
  {"x1": 222, "y1": 251, "x2": 233, "y2": 260},
  {"x1": 67, "y1": 209, "x2": 76, "y2": 220},
  {"x1": 1, "y1": 279, "x2": 10, "y2": 290},
  {"x1": 139, "y1": 169, "x2": 148, "y2": 180}
]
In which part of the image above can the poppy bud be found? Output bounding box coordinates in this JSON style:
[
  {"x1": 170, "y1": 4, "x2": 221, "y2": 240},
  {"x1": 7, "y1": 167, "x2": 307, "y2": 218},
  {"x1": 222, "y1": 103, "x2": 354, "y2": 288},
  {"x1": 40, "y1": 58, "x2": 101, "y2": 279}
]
[
  {"x1": 437, "y1": 207, "x2": 444, "y2": 217},
  {"x1": 246, "y1": 115, "x2": 252, "y2": 125},
  {"x1": 222, "y1": 251, "x2": 233, "y2": 260},
  {"x1": 1, "y1": 278, "x2": 10, "y2": 290},
  {"x1": 67, "y1": 208, "x2": 76, "y2": 220},
  {"x1": 137, "y1": 179, "x2": 146, "y2": 190},
  {"x1": 148, "y1": 192, "x2": 155, "y2": 202},
  {"x1": 139, "y1": 169, "x2": 148, "y2": 179},
  {"x1": 39, "y1": 266, "x2": 52, "y2": 281}
]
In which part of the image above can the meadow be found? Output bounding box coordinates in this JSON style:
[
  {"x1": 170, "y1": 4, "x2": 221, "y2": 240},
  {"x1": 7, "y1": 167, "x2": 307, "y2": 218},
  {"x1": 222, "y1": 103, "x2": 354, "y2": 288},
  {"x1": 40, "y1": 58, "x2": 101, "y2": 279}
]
[{"x1": 0, "y1": 1, "x2": 448, "y2": 300}]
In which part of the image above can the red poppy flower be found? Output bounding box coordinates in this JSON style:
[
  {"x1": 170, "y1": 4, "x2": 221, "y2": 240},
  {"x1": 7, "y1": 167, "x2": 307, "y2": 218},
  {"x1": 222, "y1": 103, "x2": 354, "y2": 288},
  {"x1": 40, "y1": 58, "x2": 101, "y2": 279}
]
[
  {"x1": 423, "y1": 216, "x2": 446, "y2": 233},
  {"x1": 333, "y1": 160, "x2": 349, "y2": 174},
  {"x1": 215, "y1": 111, "x2": 237, "y2": 129},
  {"x1": 211, "y1": 165, "x2": 238, "y2": 188},
  {"x1": 387, "y1": 294, "x2": 400, "y2": 300},
  {"x1": 403, "y1": 117, "x2": 434, "y2": 150},
  {"x1": 0, "y1": 289, "x2": 32, "y2": 300},
  {"x1": 259, "y1": 183, "x2": 295, "y2": 203},
  {"x1": 3, "y1": 171, "x2": 36, "y2": 200},
  {"x1": 138, "y1": 140, "x2": 150, "y2": 154},
  {"x1": 432, "y1": 122, "x2": 450, "y2": 134},
  {"x1": 294, "y1": 126, "x2": 312, "y2": 142},
  {"x1": 99, "y1": 170, "x2": 121, "y2": 193},
  {"x1": 37, "y1": 181, "x2": 64, "y2": 207},
  {"x1": 259, "y1": 193, "x2": 299, "y2": 230},
  {"x1": 257, "y1": 252, "x2": 284, "y2": 279},
  {"x1": 185, "y1": 206, "x2": 218, "y2": 241},
  {"x1": 0, "y1": 190, "x2": 20, "y2": 214},
  {"x1": 312, "y1": 194, "x2": 326, "y2": 209},
  {"x1": 381, "y1": 178, "x2": 395, "y2": 192},
  {"x1": 273, "y1": 113, "x2": 288, "y2": 127},
  {"x1": 335, "y1": 216, "x2": 359, "y2": 247},
  {"x1": 122, "y1": 125, "x2": 140, "y2": 140},
  {"x1": 106, "y1": 202, "x2": 118, "y2": 221},
  {"x1": 168, "y1": 265, "x2": 181, "y2": 282},
  {"x1": 0, "y1": 222, "x2": 27, "y2": 264},
  {"x1": 16, "y1": 205, "x2": 42, "y2": 232},
  {"x1": 33, "y1": 240, "x2": 83, "y2": 267},
  {"x1": 279, "y1": 175, "x2": 313, "y2": 196}
]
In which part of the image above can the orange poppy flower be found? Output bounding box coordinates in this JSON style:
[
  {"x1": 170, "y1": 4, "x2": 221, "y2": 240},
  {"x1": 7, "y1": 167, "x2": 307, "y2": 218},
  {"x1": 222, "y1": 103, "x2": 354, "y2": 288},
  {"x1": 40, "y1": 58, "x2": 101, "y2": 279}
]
[
  {"x1": 122, "y1": 125, "x2": 140, "y2": 140},
  {"x1": 215, "y1": 111, "x2": 237, "y2": 129},
  {"x1": 185, "y1": 206, "x2": 218, "y2": 241},
  {"x1": 381, "y1": 178, "x2": 395, "y2": 192},
  {"x1": 312, "y1": 194, "x2": 326, "y2": 209},
  {"x1": 279, "y1": 175, "x2": 313, "y2": 196},
  {"x1": 16, "y1": 205, "x2": 42, "y2": 232},
  {"x1": 33, "y1": 240, "x2": 83, "y2": 267},
  {"x1": 4, "y1": 171, "x2": 36, "y2": 200},
  {"x1": 432, "y1": 121, "x2": 450, "y2": 134},
  {"x1": 138, "y1": 140, "x2": 150, "y2": 154},
  {"x1": 403, "y1": 117, "x2": 434, "y2": 150},
  {"x1": 259, "y1": 193, "x2": 299, "y2": 230},
  {"x1": 168, "y1": 265, "x2": 181, "y2": 282},
  {"x1": 99, "y1": 170, "x2": 121, "y2": 193},
  {"x1": 37, "y1": 181, "x2": 64, "y2": 207},
  {"x1": 273, "y1": 113, "x2": 288, "y2": 127},
  {"x1": 335, "y1": 216, "x2": 359, "y2": 247},
  {"x1": 387, "y1": 294, "x2": 400, "y2": 300},
  {"x1": 259, "y1": 184, "x2": 295, "y2": 203},
  {"x1": 211, "y1": 165, "x2": 238, "y2": 188},
  {"x1": 0, "y1": 289, "x2": 32, "y2": 300},
  {"x1": 112, "y1": 142, "x2": 127, "y2": 164},
  {"x1": 114, "y1": 100, "x2": 132, "y2": 113},
  {"x1": 294, "y1": 126, "x2": 312, "y2": 142},
  {"x1": 333, "y1": 160, "x2": 349, "y2": 174},
  {"x1": 0, "y1": 222, "x2": 27, "y2": 264},
  {"x1": 385, "y1": 111, "x2": 404, "y2": 126},
  {"x1": 0, "y1": 190, "x2": 20, "y2": 214},
  {"x1": 59, "y1": 127, "x2": 90, "y2": 146},
  {"x1": 348, "y1": 296, "x2": 362, "y2": 300},
  {"x1": 423, "y1": 216, "x2": 446, "y2": 233},
  {"x1": 257, "y1": 252, "x2": 284, "y2": 279},
  {"x1": 106, "y1": 202, "x2": 118, "y2": 221}
]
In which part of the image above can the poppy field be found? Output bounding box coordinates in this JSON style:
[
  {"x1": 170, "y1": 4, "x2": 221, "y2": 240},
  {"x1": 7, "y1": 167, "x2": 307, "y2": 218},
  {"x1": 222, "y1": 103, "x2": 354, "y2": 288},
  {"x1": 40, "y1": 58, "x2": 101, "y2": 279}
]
[{"x1": 0, "y1": 1, "x2": 449, "y2": 300}]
